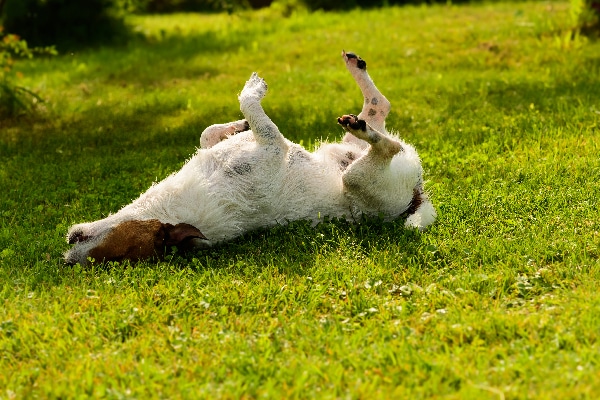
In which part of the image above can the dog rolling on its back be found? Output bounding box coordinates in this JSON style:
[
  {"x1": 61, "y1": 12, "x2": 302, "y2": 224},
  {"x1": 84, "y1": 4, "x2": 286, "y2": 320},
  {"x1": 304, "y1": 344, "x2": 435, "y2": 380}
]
[{"x1": 65, "y1": 51, "x2": 436, "y2": 265}]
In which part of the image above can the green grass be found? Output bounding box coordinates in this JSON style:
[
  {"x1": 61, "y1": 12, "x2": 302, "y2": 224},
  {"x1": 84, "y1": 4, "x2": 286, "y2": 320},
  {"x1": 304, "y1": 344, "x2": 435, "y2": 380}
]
[{"x1": 1, "y1": 1, "x2": 600, "y2": 398}]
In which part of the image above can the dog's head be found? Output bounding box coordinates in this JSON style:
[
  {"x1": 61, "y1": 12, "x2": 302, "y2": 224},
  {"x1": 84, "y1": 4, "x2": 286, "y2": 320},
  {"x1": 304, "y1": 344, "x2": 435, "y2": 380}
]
[{"x1": 65, "y1": 219, "x2": 207, "y2": 265}]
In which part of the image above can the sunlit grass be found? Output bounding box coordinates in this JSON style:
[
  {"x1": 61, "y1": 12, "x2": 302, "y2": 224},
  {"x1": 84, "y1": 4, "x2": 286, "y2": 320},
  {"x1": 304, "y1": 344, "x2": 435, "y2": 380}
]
[{"x1": 1, "y1": 1, "x2": 600, "y2": 398}]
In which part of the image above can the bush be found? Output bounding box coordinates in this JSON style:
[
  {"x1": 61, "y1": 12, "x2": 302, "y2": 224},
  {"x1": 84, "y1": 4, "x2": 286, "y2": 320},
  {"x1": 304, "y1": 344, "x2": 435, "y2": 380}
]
[
  {"x1": 127, "y1": 0, "x2": 434, "y2": 13},
  {"x1": 570, "y1": 0, "x2": 600, "y2": 34},
  {"x1": 1, "y1": 0, "x2": 130, "y2": 50},
  {"x1": 129, "y1": 0, "x2": 267, "y2": 13},
  {"x1": 0, "y1": 29, "x2": 56, "y2": 118}
]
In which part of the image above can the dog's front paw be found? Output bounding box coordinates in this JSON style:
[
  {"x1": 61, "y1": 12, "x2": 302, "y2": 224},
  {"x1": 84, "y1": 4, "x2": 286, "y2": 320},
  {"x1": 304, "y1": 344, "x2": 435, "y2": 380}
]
[
  {"x1": 337, "y1": 114, "x2": 366, "y2": 132},
  {"x1": 239, "y1": 72, "x2": 268, "y2": 102},
  {"x1": 342, "y1": 51, "x2": 367, "y2": 71}
]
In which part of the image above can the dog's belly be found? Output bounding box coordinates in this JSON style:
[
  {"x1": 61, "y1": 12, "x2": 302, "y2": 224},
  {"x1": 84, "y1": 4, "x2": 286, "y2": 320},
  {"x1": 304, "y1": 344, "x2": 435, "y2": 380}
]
[{"x1": 191, "y1": 134, "x2": 350, "y2": 239}]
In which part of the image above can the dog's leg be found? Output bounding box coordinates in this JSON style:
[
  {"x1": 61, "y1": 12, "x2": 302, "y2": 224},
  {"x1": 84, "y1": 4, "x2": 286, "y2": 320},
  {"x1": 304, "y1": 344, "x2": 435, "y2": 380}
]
[
  {"x1": 338, "y1": 52, "x2": 405, "y2": 213},
  {"x1": 337, "y1": 114, "x2": 402, "y2": 159},
  {"x1": 342, "y1": 51, "x2": 391, "y2": 136},
  {"x1": 338, "y1": 113, "x2": 416, "y2": 216},
  {"x1": 200, "y1": 120, "x2": 249, "y2": 149},
  {"x1": 338, "y1": 114, "x2": 436, "y2": 228},
  {"x1": 238, "y1": 73, "x2": 287, "y2": 149}
]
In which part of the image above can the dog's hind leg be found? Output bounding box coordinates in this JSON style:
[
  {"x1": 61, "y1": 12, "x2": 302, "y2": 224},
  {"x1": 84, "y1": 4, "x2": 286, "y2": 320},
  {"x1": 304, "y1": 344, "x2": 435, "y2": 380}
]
[
  {"x1": 200, "y1": 120, "x2": 250, "y2": 149},
  {"x1": 342, "y1": 51, "x2": 391, "y2": 136},
  {"x1": 238, "y1": 73, "x2": 288, "y2": 150}
]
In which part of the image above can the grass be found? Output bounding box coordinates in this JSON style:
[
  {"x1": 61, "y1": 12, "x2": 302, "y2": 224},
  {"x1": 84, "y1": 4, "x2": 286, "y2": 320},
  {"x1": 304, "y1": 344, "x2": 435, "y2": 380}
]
[{"x1": 1, "y1": 1, "x2": 600, "y2": 398}]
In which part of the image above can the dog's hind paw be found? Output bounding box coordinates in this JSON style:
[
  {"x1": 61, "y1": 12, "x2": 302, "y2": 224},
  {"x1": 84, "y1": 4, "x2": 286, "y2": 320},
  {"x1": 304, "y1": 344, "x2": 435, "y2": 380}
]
[
  {"x1": 221, "y1": 120, "x2": 250, "y2": 139},
  {"x1": 342, "y1": 50, "x2": 367, "y2": 70},
  {"x1": 232, "y1": 119, "x2": 250, "y2": 133}
]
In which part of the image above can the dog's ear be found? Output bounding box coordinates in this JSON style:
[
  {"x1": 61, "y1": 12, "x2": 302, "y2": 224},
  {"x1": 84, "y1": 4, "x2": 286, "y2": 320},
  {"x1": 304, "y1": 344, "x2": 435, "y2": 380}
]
[{"x1": 162, "y1": 223, "x2": 207, "y2": 246}]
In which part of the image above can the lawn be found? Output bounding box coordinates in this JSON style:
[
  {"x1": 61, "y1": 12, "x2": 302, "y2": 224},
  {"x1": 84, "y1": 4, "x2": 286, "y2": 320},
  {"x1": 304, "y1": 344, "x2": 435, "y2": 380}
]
[{"x1": 1, "y1": 1, "x2": 600, "y2": 398}]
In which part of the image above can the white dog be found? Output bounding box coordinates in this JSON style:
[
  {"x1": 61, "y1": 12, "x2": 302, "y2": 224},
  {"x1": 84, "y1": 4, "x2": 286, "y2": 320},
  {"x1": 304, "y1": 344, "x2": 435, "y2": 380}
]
[{"x1": 65, "y1": 51, "x2": 436, "y2": 265}]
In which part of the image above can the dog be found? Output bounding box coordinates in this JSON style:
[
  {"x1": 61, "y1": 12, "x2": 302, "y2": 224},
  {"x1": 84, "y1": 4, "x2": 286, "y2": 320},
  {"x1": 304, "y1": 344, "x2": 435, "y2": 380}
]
[{"x1": 64, "y1": 51, "x2": 436, "y2": 265}]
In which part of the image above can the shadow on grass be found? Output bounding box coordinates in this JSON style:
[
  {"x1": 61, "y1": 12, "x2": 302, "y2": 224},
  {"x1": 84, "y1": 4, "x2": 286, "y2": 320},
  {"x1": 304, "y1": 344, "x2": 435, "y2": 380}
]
[
  {"x1": 444, "y1": 63, "x2": 600, "y2": 119},
  {"x1": 60, "y1": 27, "x2": 268, "y2": 88},
  {"x1": 392, "y1": 65, "x2": 600, "y2": 154},
  {"x1": 173, "y1": 217, "x2": 429, "y2": 275},
  {"x1": 10, "y1": 215, "x2": 431, "y2": 293}
]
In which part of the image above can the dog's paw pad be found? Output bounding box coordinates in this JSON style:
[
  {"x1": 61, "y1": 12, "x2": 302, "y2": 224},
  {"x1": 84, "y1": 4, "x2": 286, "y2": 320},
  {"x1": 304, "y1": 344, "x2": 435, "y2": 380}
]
[
  {"x1": 342, "y1": 51, "x2": 367, "y2": 70},
  {"x1": 337, "y1": 114, "x2": 366, "y2": 131}
]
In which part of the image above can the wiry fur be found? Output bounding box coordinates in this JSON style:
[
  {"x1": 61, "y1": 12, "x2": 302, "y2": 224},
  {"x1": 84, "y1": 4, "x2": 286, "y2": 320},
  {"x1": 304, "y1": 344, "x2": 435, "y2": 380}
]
[{"x1": 65, "y1": 51, "x2": 436, "y2": 265}]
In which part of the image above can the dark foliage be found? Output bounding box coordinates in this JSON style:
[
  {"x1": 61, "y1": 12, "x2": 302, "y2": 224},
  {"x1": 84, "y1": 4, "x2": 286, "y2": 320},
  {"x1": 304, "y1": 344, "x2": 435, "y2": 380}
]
[
  {"x1": 1, "y1": 0, "x2": 129, "y2": 50},
  {"x1": 2, "y1": 0, "x2": 597, "y2": 51},
  {"x1": 122, "y1": 0, "x2": 470, "y2": 13}
]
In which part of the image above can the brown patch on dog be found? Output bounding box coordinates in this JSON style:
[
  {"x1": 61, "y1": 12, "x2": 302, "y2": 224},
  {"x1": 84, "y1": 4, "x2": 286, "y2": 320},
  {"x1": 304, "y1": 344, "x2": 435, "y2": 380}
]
[
  {"x1": 89, "y1": 219, "x2": 206, "y2": 263},
  {"x1": 402, "y1": 187, "x2": 424, "y2": 217}
]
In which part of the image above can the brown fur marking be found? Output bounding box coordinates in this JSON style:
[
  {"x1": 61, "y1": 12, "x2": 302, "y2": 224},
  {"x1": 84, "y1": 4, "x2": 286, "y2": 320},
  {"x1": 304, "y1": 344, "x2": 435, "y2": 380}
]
[
  {"x1": 402, "y1": 187, "x2": 424, "y2": 217},
  {"x1": 88, "y1": 219, "x2": 206, "y2": 263}
]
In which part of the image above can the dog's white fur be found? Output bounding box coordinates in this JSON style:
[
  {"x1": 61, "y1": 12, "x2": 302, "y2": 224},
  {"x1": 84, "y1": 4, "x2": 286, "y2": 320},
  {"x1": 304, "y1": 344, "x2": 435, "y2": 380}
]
[{"x1": 65, "y1": 51, "x2": 436, "y2": 265}]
